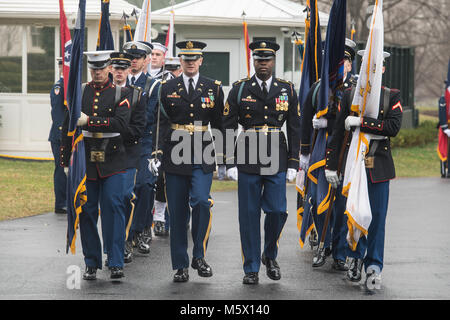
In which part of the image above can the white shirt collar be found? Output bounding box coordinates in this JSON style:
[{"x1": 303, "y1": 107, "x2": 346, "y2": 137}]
[
  {"x1": 255, "y1": 75, "x2": 272, "y2": 91},
  {"x1": 182, "y1": 73, "x2": 200, "y2": 93},
  {"x1": 128, "y1": 72, "x2": 142, "y2": 83},
  {"x1": 114, "y1": 81, "x2": 127, "y2": 88}
]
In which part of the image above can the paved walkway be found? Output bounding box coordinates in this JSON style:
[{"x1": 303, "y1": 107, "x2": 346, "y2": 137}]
[{"x1": 0, "y1": 177, "x2": 449, "y2": 300}]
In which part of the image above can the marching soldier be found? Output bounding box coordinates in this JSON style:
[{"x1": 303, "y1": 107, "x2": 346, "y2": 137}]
[
  {"x1": 149, "y1": 42, "x2": 174, "y2": 80},
  {"x1": 49, "y1": 58, "x2": 67, "y2": 214},
  {"x1": 110, "y1": 51, "x2": 147, "y2": 263},
  {"x1": 222, "y1": 40, "x2": 301, "y2": 284},
  {"x1": 149, "y1": 40, "x2": 224, "y2": 282},
  {"x1": 302, "y1": 39, "x2": 357, "y2": 270},
  {"x1": 123, "y1": 41, "x2": 159, "y2": 255},
  {"x1": 438, "y1": 75, "x2": 450, "y2": 178},
  {"x1": 325, "y1": 50, "x2": 403, "y2": 290},
  {"x1": 60, "y1": 51, "x2": 132, "y2": 280}
]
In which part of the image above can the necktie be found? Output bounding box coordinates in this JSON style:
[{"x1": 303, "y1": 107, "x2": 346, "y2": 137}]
[
  {"x1": 131, "y1": 76, "x2": 136, "y2": 85},
  {"x1": 188, "y1": 78, "x2": 195, "y2": 98},
  {"x1": 262, "y1": 81, "x2": 268, "y2": 97}
]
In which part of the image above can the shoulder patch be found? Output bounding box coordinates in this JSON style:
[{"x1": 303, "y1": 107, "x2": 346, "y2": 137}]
[
  {"x1": 233, "y1": 77, "x2": 250, "y2": 86},
  {"x1": 276, "y1": 78, "x2": 293, "y2": 85}
]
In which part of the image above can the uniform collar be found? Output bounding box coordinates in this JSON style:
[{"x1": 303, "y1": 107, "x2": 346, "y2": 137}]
[{"x1": 255, "y1": 75, "x2": 273, "y2": 91}]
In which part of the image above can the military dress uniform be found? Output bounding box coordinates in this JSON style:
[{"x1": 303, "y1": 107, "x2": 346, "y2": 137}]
[
  {"x1": 326, "y1": 76, "x2": 403, "y2": 283},
  {"x1": 222, "y1": 41, "x2": 301, "y2": 284},
  {"x1": 123, "y1": 41, "x2": 160, "y2": 254},
  {"x1": 300, "y1": 39, "x2": 357, "y2": 270},
  {"x1": 152, "y1": 40, "x2": 224, "y2": 282},
  {"x1": 60, "y1": 52, "x2": 132, "y2": 279},
  {"x1": 49, "y1": 71, "x2": 67, "y2": 213}
]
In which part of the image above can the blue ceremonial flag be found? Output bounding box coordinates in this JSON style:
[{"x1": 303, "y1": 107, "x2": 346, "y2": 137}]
[
  {"x1": 96, "y1": 0, "x2": 115, "y2": 51},
  {"x1": 299, "y1": 0, "x2": 346, "y2": 247},
  {"x1": 66, "y1": 0, "x2": 87, "y2": 255},
  {"x1": 298, "y1": 0, "x2": 323, "y2": 247}
]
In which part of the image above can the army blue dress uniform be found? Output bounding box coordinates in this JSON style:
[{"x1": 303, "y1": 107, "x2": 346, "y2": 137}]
[
  {"x1": 60, "y1": 51, "x2": 132, "y2": 279},
  {"x1": 49, "y1": 60, "x2": 67, "y2": 213},
  {"x1": 222, "y1": 41, "x2": 301, "y2": 284},
  {"x1": 123, "y1": 41, "x2": 160, "y2": 253},
  {"x1": 110, "y1": 51, "x2": 147, "y2": 263},
  {"x1": 153, "y1": 40, "x2": 224, "y2": 282},
  {"x1": 326, "y1": 51, "x2": 403, "y2": 283}
]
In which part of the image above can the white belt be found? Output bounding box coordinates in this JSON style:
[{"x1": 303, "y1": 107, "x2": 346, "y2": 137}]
[{"x1": 82, "y1": 130, "x2": 120, "y2": 138}]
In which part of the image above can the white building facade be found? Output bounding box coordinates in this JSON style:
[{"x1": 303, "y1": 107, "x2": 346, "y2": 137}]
[{"x1": 0, "y1": 0, "x2": 327, "y2": 158}]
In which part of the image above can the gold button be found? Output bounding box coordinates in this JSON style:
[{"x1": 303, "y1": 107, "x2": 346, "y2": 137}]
[
  {"x1": 190, "y1": 113, "x2": 194, "y2": 117},
  {"x1": 135, "y1": 141, "x2": 138, "y2": 144},
  {"x1": 190, "y1": 104, "x2": 194, "y2": 108},
  {"x1": 378, "y1": 124, "x2": 381, "y2": 127},
  {"x1": 364, "y1": 122, "x2": 367, "y2": 125},
  {"x1": 104, "y1": 121, "x2": 107, "y2": 123},
  {"x1": 113, "y1": 146, "x2": 116, "y2": 149},
  {"x1": 264, "y1": 116, "x2": 268, "y2": 119},
  {"x1": 59, "y1": 126, "x2": 62, "y2": 130},
  {"x1": 264, "y1": 106, "x2": 268, "y2": 110},
  {"x1": 96, "y1": 92, "x2": 100, "y2": 96},
  {"x1": 384, "y1": 147, "x2": 388, "y2": 150},
  {"x1": 380, "y1": 110, "x2": 384, "y2": 114},
  {"x1": 94, "y1": 99, "x2": 98, "y2": 102},
  {"x1": 371, "y1": 123, "x2": 374, "y2": 126},
  {"x1": 97, "y1": 121, "x2": 100, "y2": 123},
  {"x1": 94, "y1": 105, "x2": 98, "y2": 109},
  {"x1": 93, "y1": 113, "x2": 97, "y2": 116}
]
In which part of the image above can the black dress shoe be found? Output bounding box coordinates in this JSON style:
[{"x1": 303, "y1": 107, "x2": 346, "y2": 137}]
[
  {"x1": 347, "y1": 258, "x2": 363, "y2": 282},
  {"x1": 191, "y1": 258, "x2": 213, "y2": 277},
  {"x1": 261, "y1": 254, "x2": 281, "y2": 280},
  {"x1": 154, "y1": 221, "x2": 165, "y2": 236},
  {"x1": 110, "y1": 267, "x2": 124, "y2": 279},
  {"x1": 243, "y1": 272, "x2": 259, "y2": 285},
  {"x1": 83, "y1": 266, "x2": 97, "y2": 280},
  {"x1": 124, "y1": 241, "x2": 133, "y2": 263},
  {"x1": 54, "y1": 208, "x2": 67, "y2": 214},
  {"x1": 173, "y1": 268, "x2": 189, "y2": 282},
  {"x1": 332, "y1": 259, "x2": 348, "y2": 271},
  {"x1": 136, "y1": 232, "x2": 150, "y2": 254}
]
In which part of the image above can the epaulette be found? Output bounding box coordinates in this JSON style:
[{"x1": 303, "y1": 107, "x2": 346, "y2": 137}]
[
  {"x1": 276, "y1": 78, "x2": 293, "y2": 85},
  {"x1": 215, "y1": 80, "x2": 222, "y2": 86},
  {"x1": 233, "y1": 77, "x2": 250, "y2": 86}
]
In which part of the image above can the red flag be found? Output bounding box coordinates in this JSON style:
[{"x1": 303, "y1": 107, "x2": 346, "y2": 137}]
[
  {"x1": 59, "y1": 0, "x2": 72, "y2": 107},
  {"x1": 243, "y1": 21, "x2": 251, "y2": 78}
]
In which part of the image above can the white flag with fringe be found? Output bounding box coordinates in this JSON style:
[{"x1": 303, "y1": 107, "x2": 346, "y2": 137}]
[
  {"x1": 342, "y1": 0, "x2": 384, "y2": 250},
  {"x1": 134, "y1": 0, "x2": 152, "y2": 42}
]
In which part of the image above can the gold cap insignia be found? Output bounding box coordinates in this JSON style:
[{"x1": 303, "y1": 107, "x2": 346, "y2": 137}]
[
  {"x1": 186, "y1": 41, "x2": 194, "y2": 49},
  {"x1": 120, "y1": 54, "x2": 124, "y2": 58},
  {"x1": 131, "y1": 45, "x2": 137, "y2": 50},
  {"x1": 261, "y1": 42, "x2": 267, "y2": 48}
]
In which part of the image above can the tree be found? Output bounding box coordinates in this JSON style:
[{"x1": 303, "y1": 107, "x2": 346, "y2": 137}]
[{"x1": 295, "y1": 0, "x2": 450, "y2": 101}]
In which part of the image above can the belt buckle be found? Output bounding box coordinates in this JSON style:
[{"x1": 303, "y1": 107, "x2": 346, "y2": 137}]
[
  {"x1": 185, "y1": 124, "x2": 195, "y2": 135},
  {"x1": 364, "y1": 156, "x2": 374, "y2": 168},
  {"x1": 261, "y1": 124, "x2": 269, "y2": 135},
  {"x1": 90, "y1": 151, "x2": 105, "y2": 162}
]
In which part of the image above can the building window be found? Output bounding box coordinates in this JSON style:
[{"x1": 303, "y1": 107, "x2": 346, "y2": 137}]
[
  {"x1": 27, "y1": 26, "x2": 55, "y2": 93},
  {"x1": 200, "y1": 52, "x2": 230, "y2": 86},
  {"x1": 0, "y1": 25, "x2": 22, "y2": 93}
]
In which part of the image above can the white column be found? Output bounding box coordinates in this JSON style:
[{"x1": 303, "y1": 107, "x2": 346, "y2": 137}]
[{"x1": 22, "y1": 26, "x2": 27, "y2": 94}]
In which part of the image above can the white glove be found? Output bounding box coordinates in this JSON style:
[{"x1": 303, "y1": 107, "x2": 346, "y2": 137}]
[
  {"x1": 344, "y1": 116, "x2": 361, "y2": 131},
  {"x1": 217, "y1": 165, "x2": 226, "y2": 180},
  {"x1": 444, "y1": 128, "x2": 450, "y2": 137},
  {"x1": 226, "y1": 167, "x2": 238, "y2": 181},
  {"x1": 148, "y1": 158, "x2": 161, "y2": 176},
  {"x1": 325, "y1": 169, "x2": 339, "y2": 189},
  {"x1": 77, "y1": 112, "x2": 88, "y2": 126},
  {"x1": 64, "y1": 167, "x2": 69, "y2": 177},
  {"x1": 312, "y1": 115, "x2": 328, "y2": 129},
  {"x1": 286, "y1": 168, "x2": 297, "y2": 182},
  {"x1": 299, "y1": 154, "x2": 310, "y2": 171}
]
